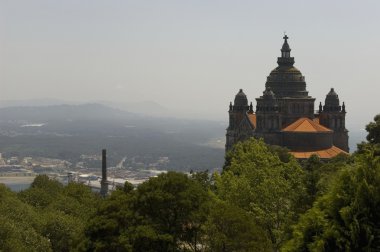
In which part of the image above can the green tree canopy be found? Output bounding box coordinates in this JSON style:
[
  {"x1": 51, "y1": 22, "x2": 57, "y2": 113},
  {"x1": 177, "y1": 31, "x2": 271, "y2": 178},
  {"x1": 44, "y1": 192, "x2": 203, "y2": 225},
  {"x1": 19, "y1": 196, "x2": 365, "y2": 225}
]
[
  {"x1": 86, "y1": 171, "x2": 210, "y2": 252},
  {"x1": 204, "y1": 198, "x2": 271, "y2": 252},
  {"x1": 14, "y1": 175, "x2": 100, "y2": 251},
  {"x1": 366, "y1": 114, "x2": 380, "y2": 144},
  {"x1": 218, "y1": 138, "x2": 305, "y2": 250},
  {"x1": 357, "y1": 114, "x2": 380, "y2": 155},
  {"x1": 130, "y1": 171, "x2": 210, "y2": 251},
  {"x1": 0, "y1": 184, "x2": 52, "y2": 252},
  {"x1": 283, "y1": 148, "x2": 380, "y2": 251},
  {"x1": 85, "y1": 188, "x2": 134, "y2": 252}
]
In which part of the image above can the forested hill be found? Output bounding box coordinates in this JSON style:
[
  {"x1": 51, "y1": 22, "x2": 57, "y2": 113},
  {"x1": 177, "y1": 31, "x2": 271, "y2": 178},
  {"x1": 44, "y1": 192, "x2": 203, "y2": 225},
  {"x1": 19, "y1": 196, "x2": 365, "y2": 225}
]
[{"x1": 0, "y1": 104, "x2": 225, "y2": 170}]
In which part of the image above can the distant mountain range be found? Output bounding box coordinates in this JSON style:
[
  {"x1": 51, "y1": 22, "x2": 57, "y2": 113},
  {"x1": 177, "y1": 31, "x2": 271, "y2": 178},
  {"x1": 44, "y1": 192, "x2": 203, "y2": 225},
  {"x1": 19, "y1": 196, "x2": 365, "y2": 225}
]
[
  {"x1": 0, "y1": 103, "x2": 136, "y2": 121},
  {"x1": 0, "y1": 99, "x2": 194, "y2": 119},
  {"x1": 0, "y1": 99, "x2": 70, "y2": 108},
  {"x1": 0, "y1": 103, "x2": 226, "y2": 171}
]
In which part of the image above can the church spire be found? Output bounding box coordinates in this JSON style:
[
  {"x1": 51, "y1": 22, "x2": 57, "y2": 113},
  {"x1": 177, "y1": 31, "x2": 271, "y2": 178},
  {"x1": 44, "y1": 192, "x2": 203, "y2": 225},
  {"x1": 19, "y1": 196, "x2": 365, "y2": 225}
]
[
  {"x1": 281, "y1": 34, "x2": 291, "y2": 58},
  {"x1": 277, "y1": 34, "x2": 295, "y2": 66}
]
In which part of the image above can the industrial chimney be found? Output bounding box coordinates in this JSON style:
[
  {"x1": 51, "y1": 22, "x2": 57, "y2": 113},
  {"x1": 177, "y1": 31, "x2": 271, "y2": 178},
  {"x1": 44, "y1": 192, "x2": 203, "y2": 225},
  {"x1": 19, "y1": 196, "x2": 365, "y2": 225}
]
[{"x1": 100, "y1": 149, "x2": 108, "y2": 197}]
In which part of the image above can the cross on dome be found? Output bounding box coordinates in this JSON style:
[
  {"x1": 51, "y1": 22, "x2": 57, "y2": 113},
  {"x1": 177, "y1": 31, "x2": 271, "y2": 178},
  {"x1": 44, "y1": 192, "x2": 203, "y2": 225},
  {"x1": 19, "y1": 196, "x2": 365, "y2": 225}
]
[{"x1": 279, "y1": 34, "x2": 292, "y2": 62}]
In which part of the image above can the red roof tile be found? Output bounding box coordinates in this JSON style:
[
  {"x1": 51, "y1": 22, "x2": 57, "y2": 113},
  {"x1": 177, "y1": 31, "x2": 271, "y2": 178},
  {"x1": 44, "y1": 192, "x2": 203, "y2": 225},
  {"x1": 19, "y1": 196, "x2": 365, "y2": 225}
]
[
  {"x1": 290, "y1": 145, "x2": 348, "y2": 159},
  {"x1": 282, "y1": 117, "x2": 331, "y2": 132}
]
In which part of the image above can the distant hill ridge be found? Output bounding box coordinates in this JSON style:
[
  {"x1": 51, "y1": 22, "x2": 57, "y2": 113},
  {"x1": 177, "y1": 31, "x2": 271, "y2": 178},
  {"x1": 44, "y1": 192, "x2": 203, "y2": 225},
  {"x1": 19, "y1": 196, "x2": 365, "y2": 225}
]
[
  {"x1": 0, "y1": 99, "x2": 171, "y2": 118},
  {"x1": 0, "y1": 103, "x2": 139, "y2": 122}
]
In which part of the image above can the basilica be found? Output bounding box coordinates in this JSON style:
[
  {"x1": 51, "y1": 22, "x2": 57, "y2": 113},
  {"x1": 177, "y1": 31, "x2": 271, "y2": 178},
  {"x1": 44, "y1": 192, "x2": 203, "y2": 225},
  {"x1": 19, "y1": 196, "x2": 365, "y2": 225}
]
[{"x1": 226, "y1": 35, "x2": 349, "y2": 159}]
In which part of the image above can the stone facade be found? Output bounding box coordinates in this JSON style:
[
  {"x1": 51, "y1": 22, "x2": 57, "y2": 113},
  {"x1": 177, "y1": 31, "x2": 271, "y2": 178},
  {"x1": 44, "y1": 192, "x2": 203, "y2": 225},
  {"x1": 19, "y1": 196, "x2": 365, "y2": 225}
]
[{"x1": 226, "y1": 36, "x2": 349, "y2": 159}]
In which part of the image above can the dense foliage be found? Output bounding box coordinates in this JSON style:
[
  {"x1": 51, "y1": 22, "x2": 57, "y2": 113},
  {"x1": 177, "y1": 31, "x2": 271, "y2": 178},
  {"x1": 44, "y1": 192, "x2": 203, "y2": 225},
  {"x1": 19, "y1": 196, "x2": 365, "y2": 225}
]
[
  {"x1": 366, "y1": 114, "x2": 380, "y2": 144},
  {"x1": 0, "y1": 175, "x2": 100, "y2": 251},
  {"x1": 283, "y1": 149, "x2": 380, "y2": 251},
  {"x1": 218, "y1": 138, "x2": 305, "y2": 250},
  {"x1": 0, "y1": 114, "x2": 380, "y2": 251}
]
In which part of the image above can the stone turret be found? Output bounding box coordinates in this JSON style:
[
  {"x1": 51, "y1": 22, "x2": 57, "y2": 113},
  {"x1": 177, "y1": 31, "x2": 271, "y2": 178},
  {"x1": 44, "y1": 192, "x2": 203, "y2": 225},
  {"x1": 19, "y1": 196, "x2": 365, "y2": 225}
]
[
  {"x1": 320, "y1": 88, "x2": 344, "y2": 128},
  {"x1": 233, "y1": 89, "x2": 249, "y2": 111},
  {"x1": 256, "y1": 87, "x2": 280, "y2": 131},
  {"x1": 226, "y1": 89, "x2": 250, "y2": 151},
  {"x1": 319, "y1": 88, "x2": 349, "y2": 152},
  {"x1": 323, "y1": 88, "x2": 341, "y2": 112},
  {"x1": 228, "y1": 89, "x2": 249, "y2": 129}
]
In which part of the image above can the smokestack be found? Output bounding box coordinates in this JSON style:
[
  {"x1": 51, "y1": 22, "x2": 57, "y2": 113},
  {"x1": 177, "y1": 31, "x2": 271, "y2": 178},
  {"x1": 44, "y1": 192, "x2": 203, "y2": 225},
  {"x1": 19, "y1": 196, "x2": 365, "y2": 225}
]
[
  {"x1": 102, "y1": 149, "x2": 107, "y2": 180},
  {"x1": 100, "y1": 149, "x2": 108, "y2": 197}
]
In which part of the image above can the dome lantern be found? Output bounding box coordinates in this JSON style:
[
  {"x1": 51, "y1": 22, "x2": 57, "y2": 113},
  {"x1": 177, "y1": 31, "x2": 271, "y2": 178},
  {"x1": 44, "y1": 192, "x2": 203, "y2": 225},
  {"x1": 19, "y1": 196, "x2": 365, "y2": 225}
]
[
  {"x1": 266, "y1": 35, "x2": 308, "y2": 98},
  {"x1": 277, "y1": 34, "x2": 295, "y2": 66}
]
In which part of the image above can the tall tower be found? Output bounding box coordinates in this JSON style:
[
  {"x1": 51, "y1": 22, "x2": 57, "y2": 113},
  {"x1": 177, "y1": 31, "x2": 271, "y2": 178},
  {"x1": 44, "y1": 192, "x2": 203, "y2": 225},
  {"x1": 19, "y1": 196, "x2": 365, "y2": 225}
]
[
  {"x1": 319, "y1": 88, "x2": 349, "y2": 152},
  {"x1": 100, "y1": 149, "x2": 108, "y2": 197},
  {"x1": 226, "y1": 89, "x2": 249, "y2": 151}
]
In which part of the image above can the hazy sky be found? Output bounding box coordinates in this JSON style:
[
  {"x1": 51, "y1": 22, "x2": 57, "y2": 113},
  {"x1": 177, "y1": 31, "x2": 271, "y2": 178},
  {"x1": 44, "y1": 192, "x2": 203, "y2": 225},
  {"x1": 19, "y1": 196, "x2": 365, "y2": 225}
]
[{"x1": 1, "y1": 0, "x2": 379, "y2": 129}]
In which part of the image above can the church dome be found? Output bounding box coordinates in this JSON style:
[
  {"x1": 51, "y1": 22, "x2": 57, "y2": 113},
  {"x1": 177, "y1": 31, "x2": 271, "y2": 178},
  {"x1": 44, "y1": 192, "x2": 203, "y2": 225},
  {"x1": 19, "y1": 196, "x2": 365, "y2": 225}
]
[
  {"x1": 234, "y1": 89, "x2": 248, "y2": 107},
  {"x1": 265, "y1": 35, "x2": 309, "y2": 98}
]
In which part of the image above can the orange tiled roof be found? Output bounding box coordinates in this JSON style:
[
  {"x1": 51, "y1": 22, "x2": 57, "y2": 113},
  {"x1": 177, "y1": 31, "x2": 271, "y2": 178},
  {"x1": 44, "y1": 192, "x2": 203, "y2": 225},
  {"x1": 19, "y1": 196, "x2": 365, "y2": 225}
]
[
  {"x1": 247, "y1": 113, "x2": 256, "y2": 128},
  {"x1": 282, "y1": 117, "x2": 331, "y2": 132},
  {"x1": 290, "y1": 145, "x2": 348, "y2": 159}
]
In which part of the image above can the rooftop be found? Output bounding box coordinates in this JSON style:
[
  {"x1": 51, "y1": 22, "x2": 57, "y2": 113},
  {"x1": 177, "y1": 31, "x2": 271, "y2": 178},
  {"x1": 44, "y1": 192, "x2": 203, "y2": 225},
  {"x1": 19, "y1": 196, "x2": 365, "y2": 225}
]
[
  {"x1": 282, "y1": 117, "x2": 332, "y2": 132},
  {"x1": 290, "y1": 145, "x2": 348, "y2": 159}
]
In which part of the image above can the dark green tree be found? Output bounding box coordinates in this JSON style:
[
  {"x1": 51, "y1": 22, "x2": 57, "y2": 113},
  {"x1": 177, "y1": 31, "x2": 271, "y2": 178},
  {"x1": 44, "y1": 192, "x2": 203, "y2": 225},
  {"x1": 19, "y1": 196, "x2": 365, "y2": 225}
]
[
  {"x1": 85, "y1": 189, "x2": 133, "y2": 252},
  {"x1": 130, "y1": 172, "x2": 210, "y2": 251},
  {"x1": 366, "y1": 114, "x2": 380, "y2": 144},
  {"x1": 302, "y1": 154, "x2": 323, "y2": 207},
  {"x1": 190, "y1": 170, "x2": 213, "y2": 191},
  {"x1": 283, "y1": 148, "x2": 380, "y2": 251},
  {"x1": 204, "y1": 199, "x2": 271, "y2": 252},
  {"x1": 86, "y1": 172, "x2": 210, "y2": 252},
  {"x1": 43, "y1": 211, "x2": 85, "y2": 252},
  {"x1": 18, "y1": 175, "x2": 63, "y2": 208},
  {"x1": 357, "y1": 114, "x2": 380, "y2": 155},
  {"x1": 301, "y1": 153, "x2": 352, "y2": 208},
  {"x1": 16, "y1": 176, "x2": 100, "y2": 251},
  {"x1": 0, "y1": 184, "x2": 52, "y2": 251}
]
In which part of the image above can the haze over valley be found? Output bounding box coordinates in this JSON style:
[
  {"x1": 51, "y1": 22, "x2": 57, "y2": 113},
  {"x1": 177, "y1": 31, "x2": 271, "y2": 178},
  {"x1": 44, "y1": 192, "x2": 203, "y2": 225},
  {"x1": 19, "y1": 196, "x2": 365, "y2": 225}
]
[{"x1": 0, "y1": 102, "x2": 225, "y2": 174}]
